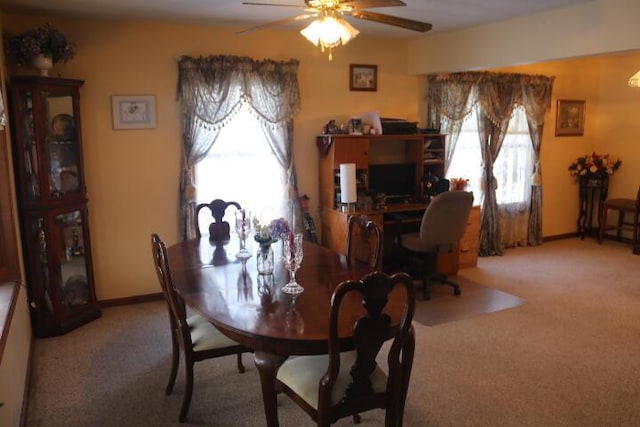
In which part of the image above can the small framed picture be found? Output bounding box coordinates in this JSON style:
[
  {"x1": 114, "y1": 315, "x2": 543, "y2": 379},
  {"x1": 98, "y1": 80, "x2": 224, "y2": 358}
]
[
  {"x1": 111, "y1": 95, "x2": 157, "y2": 130},
  {"x1": 349, "y1": 64, "x2": 377, "y2": 92},
  {"x1": 555, "y1": 99, "x2": 585, "y2": 136}
]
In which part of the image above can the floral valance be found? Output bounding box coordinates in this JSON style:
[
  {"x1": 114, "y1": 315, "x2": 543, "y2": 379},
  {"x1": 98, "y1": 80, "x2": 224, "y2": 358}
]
[
  {"x1": 426, "y1": 71, "x2": 555, "y2": 126},
  {"x1": 177, "y1": 55, "x2": 301, "y2": 130}
]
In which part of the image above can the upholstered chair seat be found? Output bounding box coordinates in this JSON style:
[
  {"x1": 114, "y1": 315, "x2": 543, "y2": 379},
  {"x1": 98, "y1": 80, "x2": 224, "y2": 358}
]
[{"x1": 277, "y1": 351, "x2": 388, "y2": 409}]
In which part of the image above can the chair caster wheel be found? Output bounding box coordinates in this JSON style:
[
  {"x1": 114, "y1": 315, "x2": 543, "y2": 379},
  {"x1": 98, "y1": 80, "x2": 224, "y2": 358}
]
[{"x1": 453, "y1": 288, "x2": 461, "y2": 296}]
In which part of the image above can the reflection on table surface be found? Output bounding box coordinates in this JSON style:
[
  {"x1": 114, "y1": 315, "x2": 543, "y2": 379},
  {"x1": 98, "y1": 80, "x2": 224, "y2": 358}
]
[{"x1": 166, "y1": 237, "x2": 386, "y2": 355}]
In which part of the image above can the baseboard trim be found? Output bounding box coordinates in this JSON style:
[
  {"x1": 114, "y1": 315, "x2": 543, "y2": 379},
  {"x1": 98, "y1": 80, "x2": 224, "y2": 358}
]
[
  {"x1": 543, "y1": 233, "x2": 576, "y2": 242},
  {"x1": 99, "y1": 293, "x2": 163, "y2": 308},
  {"x1": 542, "y1": 233, "x2": 633, "y2": 245}
]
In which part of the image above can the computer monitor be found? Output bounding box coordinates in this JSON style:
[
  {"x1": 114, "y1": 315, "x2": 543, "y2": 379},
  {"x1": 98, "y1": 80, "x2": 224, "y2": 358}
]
[{"x1": 368, "y1": 163, "x2": 417, "y2": 201}]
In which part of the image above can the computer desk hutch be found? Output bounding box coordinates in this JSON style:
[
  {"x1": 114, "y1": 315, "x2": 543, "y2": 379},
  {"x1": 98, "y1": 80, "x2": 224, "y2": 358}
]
[{"x1": 317, "y1": 133, "x2": 480, "y2": 275}]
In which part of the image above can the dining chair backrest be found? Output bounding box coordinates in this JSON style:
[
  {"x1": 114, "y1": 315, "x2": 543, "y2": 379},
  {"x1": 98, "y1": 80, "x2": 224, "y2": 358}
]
[
  {"x1": 345, "y1": 214, "x2": 383, "y2": 268},
  {"x1": 195, "y1": 199, "x2": 242, "y2": 241},
  {"x1": 321, "y1": 270, "x2": 416, "y2": 425},
  {"x1": 151, "y1": 233, "x2": 190, "y2": 344}
]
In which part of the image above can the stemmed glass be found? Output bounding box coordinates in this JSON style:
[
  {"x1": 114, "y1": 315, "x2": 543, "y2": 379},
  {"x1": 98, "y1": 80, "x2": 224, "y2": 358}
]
[
  {"x1": 281, "y1": 232, "x2": 304, "y2": 295},
  {"x1": 235, "y1": 209, "x2": 252, "y2": 260}
]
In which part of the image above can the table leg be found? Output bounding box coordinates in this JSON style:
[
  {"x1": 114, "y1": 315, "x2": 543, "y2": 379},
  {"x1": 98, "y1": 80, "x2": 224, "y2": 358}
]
[{"x1": 254, "y1": 351, "x2": 288, "y2": 427}]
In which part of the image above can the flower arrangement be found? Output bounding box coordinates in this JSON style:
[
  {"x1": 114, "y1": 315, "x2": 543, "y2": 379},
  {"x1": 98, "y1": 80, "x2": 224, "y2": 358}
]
[
  {"x1": 449, "y1": 177, "x2": 469, "y2": 191},
  {"x1": 568, "y1": 152, "x2": 622, "y2": 178},
  {"x1": 4, "y1": 23, "x2": 76, "y2": 67},
  {"x1": 253, "y1": 217, "x2": 291, "y2": 245}
]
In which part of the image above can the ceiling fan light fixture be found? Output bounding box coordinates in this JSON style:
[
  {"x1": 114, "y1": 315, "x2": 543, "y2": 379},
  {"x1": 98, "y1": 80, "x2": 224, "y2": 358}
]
[
  {"x1": 629, "y1": 69, "x2": 640, "y2": 88},
  {"x1": 300, "y1": 15, "x2": 359, "y2": 60}
]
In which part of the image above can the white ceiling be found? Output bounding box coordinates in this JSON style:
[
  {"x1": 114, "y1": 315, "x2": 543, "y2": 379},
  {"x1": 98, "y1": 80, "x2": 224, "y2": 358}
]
[{"x1": 0, "y1": 0, "x2": 594, "y2": 38}]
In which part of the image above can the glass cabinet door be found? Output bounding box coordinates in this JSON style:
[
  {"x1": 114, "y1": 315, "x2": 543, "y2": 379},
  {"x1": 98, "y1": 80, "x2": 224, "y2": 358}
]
[
  {"x1": 26, "y1": 209, "x2": 91, "y2": 317},
  {"x1": 18, "y1": 91, "x2": 40, "y2": 200},
  {"x1": 53, "y1": 210, "x2": 90, "y2": 310},
  {"x1": 14, "y1": 89, "x2": 83, "y2": 201},
  {"x1": 44, "y1": 93, "x2": 81, "y2": 198},
  {"x1": 28, "y1": 215, "x2": 53, "y2": 316}
]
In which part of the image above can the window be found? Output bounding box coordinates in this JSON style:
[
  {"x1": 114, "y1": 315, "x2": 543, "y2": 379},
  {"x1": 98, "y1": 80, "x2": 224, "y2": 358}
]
[
  {"x1": 446, "y1": 106, "x2": 533, "y2": 207},
  {"x1": 195, "y1": 104, "x2": 286, "y2": 231}
]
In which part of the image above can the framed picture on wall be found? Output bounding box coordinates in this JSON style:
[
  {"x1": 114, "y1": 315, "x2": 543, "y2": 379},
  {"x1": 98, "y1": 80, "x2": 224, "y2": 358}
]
[
  {"x1": 555, "y1": 99, "x2": 585, "y2": 136},
  {"x1": 349, "y1": 64, "x2": 377, "y2": 92},
  {"x1": 111, "y1": 95, "x2": 157, "y2": 130}
]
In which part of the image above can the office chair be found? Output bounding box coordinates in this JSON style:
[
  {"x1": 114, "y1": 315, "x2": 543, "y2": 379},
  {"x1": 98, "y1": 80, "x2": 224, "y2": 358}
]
[
  {"x1": 276, "y1": 271, "x2": 415, "y2": 427},
  {"x1": 398, "y1": 191, "x2": 474, "y2": 300},
  {"x1": 151, "y1": 234, "x2": 250, "y2": 422},
  {"x1": 194, "y1": 199, "x2": 241, "y2": 241}
]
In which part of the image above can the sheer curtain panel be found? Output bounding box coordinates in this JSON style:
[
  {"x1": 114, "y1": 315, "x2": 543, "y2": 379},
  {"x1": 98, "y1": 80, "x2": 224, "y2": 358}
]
[
  {"x1": 176, "y1": 55, "x2": 302, "y2": 240},
  {"x1": 426, "y1": 72, "x2": 554, "y2": 255}
]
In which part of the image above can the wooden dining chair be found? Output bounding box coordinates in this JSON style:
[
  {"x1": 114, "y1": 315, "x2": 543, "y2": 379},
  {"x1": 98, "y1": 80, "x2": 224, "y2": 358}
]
[
  {"x1": 598, "y1": 185, "x2": 640, "y2": 254},
  {"x1": 276, "y1": 271, "x2": 416, "y2": 427},
  {"x1": 151, "y1": 233, "x2": 250, "y2": 422},
  {"x1": 195, "y1": 199, "x2": 241, "y2": 241},
  {"x1": 299, "y1": 194, "x2": 319, "y2": 243},
  {"x1": 345, "y1": 214, "x2": 383, "y2": 269}
]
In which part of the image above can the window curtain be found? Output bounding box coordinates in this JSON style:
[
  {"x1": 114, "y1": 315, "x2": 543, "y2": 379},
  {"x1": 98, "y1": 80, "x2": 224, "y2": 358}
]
[
  {"x1": 475, "y1": 76, "x2": 519, "y2": 255},
  {"x1": 520, "y1": 80, "x2": 555, "y2": 246},
  {"x1": 425, "y1": 74, "x2": 477, "y2": 173},
  {"x1": 176, "y1": 55, "x2": 302, "y2": 240},
  {"x1": 425, "y1": 71, "x2": 554, "y2": 255}
]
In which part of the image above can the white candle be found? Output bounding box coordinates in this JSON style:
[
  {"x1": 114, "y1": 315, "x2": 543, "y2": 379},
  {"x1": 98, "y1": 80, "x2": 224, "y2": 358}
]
[{"x1": 340, "y1": 163, "x2": 357, "y2": 204}]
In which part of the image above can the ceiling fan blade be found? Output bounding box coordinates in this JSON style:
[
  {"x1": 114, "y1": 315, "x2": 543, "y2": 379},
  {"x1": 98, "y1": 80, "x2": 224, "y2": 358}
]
[
  {"x1": 350, "y1": 10, "x2": 432, "y2": 32},
  {"x1": 344, "y1": 0, "x2": 406, "y2": 9},
  {"x1": 237, "y1": 13, "x2": 317, "y2": 35},
  {"x1": 243, "y1": 2, "x2": 307, "y2": 7}
]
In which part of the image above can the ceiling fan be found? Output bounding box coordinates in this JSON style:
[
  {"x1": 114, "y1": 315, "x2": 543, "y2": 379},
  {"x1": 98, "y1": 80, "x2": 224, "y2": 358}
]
[{"x1": 239, "y1": 0, "x2": 432, "y2": 59}]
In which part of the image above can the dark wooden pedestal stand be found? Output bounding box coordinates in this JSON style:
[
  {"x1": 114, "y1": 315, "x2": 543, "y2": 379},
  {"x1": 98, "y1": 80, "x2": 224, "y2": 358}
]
[{"x1": 577, "y1": 175, "x2": 608, "y2": 239}]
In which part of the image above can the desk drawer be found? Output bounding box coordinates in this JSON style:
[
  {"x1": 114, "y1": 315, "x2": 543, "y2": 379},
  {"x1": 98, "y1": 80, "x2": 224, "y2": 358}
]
[{"x1": 459, "y1": 206, "x2": 480, "y2": 268}]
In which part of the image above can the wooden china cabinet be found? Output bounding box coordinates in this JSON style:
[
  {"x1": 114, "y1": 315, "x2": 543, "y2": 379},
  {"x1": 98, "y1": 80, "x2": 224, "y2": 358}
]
[{"x1": 7, "y1": 76, "x2": 101, "y2": 337}]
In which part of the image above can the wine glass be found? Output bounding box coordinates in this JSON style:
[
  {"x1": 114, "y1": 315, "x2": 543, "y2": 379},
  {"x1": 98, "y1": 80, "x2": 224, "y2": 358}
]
[
  {"x1": 235, "y1": 209, "x2": 252, "y2": 260},
  {"x1": 281, "y1": 232, "x2": 304, "y2": 294}
]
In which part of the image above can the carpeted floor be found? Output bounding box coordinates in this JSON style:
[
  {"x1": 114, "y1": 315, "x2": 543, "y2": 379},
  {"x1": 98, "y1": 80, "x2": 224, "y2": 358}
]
[{"x1": 24, "y1": 238, "x2": 640, "y2": 426}]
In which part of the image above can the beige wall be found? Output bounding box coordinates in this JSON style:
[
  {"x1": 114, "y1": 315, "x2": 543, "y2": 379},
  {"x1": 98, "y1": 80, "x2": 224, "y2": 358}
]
[
  {"x1": 407, "y1": 0, "x2": 640, "y2": 74},
  {"x1": 496, "y1": 52, "x2": 640, "y2": 237},
  {"x1": 2, "y1": 15, "x2": 420, "y2": 300}
]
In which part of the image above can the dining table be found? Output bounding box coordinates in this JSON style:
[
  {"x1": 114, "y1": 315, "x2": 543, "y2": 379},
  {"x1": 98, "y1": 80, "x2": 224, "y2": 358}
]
[{"x1": 166, "y1": 236, "x2": 406, "y2": 427}]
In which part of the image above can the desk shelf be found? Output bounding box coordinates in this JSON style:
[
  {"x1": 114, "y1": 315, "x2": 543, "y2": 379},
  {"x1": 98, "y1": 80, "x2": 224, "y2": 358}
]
[{"x1": 317, "y1": 133, "x2": 482, "y2": 275}]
